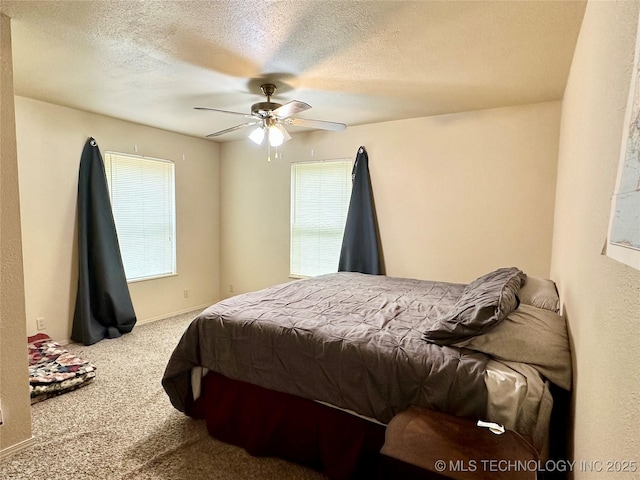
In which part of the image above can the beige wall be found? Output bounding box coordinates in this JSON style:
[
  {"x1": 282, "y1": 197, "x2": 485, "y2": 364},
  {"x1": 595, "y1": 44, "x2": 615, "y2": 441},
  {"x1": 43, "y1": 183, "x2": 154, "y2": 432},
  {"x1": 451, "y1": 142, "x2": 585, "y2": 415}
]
[
  {"x1": 220, "y1": 101, "x2": 561, "y2": 296},
  {"x1": 15, "y1": 96, "x2": 221, "y2": 343},
  {"x1": 551, "y1": 1, "x2": 640, "y2": 476},
  {"x1": 0, "y1": 14, "x2": 32, "y2": 454}
]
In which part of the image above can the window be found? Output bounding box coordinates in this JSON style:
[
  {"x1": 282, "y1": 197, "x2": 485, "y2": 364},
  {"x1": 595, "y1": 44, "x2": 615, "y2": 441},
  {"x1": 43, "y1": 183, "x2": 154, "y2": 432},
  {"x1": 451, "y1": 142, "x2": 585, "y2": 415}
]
[
  {"x1": 290, "y1": 159, "x2": 353, "y2": 277},
  {"x1": 104, "y1": 151, "x2": 176, "y2": 282}
]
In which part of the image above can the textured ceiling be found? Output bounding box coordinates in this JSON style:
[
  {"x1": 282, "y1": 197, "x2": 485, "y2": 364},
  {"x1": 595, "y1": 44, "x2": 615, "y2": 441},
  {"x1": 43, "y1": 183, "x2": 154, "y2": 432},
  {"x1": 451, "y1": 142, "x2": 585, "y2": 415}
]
[{"x1": 1, "y1": 0, "x2": 587, "y2": 142}]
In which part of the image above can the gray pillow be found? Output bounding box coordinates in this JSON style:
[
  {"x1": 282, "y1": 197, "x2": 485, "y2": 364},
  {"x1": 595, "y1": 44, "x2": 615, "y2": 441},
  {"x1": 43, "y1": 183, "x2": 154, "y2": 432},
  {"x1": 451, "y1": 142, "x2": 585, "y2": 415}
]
[
  {"x1": 422, "y1": 267, "x2": 526, "y2": 345},
  {"x1": 519, "y1": 276, "x2": 560, "y2": 313},
  {"x1": 456, "y1": 304, "x2": 572, "y2": 390}
]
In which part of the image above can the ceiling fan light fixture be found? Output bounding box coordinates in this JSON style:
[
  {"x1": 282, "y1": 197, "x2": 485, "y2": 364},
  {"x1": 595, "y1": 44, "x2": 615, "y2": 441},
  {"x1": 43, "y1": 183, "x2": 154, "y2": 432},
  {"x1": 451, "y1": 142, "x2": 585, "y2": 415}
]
[
  {"x1": 268, "y1": 124, "x2": 285, "y2": 147},
  {"x1": 249, "y1": 126, "x2": 265, "y2": 145}
]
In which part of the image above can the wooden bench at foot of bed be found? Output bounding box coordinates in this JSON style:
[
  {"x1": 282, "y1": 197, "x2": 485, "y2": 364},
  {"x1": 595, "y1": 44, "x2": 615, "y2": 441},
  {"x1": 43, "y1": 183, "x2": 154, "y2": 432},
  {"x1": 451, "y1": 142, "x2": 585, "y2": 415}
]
[{"x1": 380, "y1": 406, "x2": 539, "y2": 480}]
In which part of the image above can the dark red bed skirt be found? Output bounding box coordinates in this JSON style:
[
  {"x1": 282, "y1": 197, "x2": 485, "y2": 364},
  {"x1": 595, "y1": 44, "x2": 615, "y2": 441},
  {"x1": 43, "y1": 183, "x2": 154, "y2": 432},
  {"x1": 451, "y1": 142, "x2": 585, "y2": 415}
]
[{"x1": 191, "y1": 371, "x2": 386, "y2": 479}]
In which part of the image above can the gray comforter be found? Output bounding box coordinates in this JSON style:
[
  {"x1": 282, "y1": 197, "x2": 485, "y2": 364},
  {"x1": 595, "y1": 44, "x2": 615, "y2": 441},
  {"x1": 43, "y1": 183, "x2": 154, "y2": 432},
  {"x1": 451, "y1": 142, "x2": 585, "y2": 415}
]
[{"x1": 163, "y1": 269, "x2": 524, "y2": 424}]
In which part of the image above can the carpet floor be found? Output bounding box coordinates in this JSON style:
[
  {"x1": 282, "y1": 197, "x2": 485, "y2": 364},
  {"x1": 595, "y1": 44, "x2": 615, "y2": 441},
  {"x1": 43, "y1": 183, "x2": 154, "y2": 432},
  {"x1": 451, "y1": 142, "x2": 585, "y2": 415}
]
[{"x1": 0, "y1": 310, "x2": 326, "y2": 480}]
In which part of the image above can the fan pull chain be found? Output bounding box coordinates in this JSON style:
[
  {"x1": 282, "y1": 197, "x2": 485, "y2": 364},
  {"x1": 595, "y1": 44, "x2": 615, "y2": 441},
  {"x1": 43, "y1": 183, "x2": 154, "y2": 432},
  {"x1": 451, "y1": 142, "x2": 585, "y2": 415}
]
[{"x1": 265, "y1": 144, "x2": 283, "y2": 162}]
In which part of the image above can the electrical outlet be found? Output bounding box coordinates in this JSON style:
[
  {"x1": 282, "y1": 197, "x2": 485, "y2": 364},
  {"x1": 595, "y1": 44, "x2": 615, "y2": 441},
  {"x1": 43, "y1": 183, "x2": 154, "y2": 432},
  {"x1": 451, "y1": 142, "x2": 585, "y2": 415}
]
[
  {"x1": 183, "y1": 289, "x2": 189, "y2": 298},
  {"x1": 36, "y1": 317, "x2": 46, "y2": 331},
  {"x1": 229, "y1": 284, "x2": 234, "y2": 293}
]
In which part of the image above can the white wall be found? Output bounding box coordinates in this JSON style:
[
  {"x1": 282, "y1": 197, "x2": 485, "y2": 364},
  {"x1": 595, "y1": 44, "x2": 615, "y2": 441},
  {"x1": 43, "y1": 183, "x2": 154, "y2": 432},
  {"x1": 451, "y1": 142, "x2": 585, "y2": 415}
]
[
  {"x1": 15, "y1": 97, "x2": 221, "y2": 343},
  {"x1": 551, "y1": 1, "x2": 640, "y2": 476},
  {"x1": 220, "y1": 101, "x2": 561, "y2": 296}
]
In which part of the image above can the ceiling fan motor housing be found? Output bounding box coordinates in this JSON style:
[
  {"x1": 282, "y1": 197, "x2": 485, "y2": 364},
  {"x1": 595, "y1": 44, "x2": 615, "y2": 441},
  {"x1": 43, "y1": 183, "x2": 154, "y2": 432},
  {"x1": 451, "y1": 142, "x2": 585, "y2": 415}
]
[{"x1": 251, "y1": 101, "x2": 283, "y2": 117}]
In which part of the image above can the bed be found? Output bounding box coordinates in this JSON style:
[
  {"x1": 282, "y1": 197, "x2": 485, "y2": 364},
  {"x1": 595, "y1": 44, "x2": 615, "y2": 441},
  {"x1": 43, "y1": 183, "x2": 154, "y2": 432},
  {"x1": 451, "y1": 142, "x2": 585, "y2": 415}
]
[{"x1": 162, "y1": 267, "x2": 572, "y2": 478}]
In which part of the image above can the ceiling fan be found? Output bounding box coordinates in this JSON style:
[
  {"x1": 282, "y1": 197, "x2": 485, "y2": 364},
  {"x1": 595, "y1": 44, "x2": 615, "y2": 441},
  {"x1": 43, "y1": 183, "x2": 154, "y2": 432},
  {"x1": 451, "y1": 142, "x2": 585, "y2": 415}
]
[{"x1": 194, "y1": 83, "x2": 346, "y2": 147}]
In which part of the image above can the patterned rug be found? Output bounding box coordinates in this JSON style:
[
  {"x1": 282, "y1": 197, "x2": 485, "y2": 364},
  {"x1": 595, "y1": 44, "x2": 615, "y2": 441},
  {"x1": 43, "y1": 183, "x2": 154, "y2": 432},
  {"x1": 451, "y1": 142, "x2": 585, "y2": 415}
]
[{"x1": 28, "y1": 333, "x2": 96, "y2": 404}]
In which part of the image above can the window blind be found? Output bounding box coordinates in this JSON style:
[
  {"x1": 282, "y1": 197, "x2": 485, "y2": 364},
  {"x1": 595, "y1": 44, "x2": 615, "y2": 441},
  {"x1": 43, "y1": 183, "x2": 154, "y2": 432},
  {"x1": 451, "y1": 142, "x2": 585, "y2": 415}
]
[
  {"x1": 290, "y1": 159, "x2": 352, "y2": 277},
  {"x1": 104, "y1": 152, "x2": 176, "y2": 281}
]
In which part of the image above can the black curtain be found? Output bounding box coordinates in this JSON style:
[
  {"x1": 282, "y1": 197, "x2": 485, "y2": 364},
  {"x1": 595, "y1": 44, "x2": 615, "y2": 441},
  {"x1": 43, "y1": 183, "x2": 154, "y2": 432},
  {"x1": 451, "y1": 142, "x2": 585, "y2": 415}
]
[
  {"x1": 338, "y1": 146, "x2": 384, "y2": 275},
  {"x1": 71, "y1": 137, "x2": 136, "y2": 345}
]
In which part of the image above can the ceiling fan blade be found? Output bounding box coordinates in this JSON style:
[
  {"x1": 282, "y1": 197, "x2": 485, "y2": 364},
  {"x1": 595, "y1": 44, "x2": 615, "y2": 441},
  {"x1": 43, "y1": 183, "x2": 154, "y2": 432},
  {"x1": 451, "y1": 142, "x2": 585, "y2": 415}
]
[
  {"x1": 194, "y1": 106, "x2": 254, "y2": 118},
  {"x1": 205, "y1": 121, "x2": 259, "y2": 138},
  {"x1": 286, "y1": 117, "x2": 346, "y2": 132},
  {"x1": 272, "y1": 100, "x2": 311, "y2": 119}
]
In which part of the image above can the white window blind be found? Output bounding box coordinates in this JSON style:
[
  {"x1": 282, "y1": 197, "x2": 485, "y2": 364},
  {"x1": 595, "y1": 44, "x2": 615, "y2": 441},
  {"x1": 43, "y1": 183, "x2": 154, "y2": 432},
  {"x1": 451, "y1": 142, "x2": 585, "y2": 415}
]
[
  {"x1": 290, "y1": 159, "x2": 353, "y2": 277},
  {"x1": 104, "y1": 152, "x2": 176, "y2": 282}
]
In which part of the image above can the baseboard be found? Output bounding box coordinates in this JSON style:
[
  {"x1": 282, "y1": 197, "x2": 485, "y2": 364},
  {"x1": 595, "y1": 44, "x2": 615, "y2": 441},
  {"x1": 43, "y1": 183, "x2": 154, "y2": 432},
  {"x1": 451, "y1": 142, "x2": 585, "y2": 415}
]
[
  {"x1": 136, "y1": 303, "x2": 212, "y2": 325},
  {"x1": 59, "y1": 303, "x2": 213, "y2": 345},
  {"x1": 0, "y1": 436, "x2": 37, "y2": 461}
]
